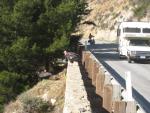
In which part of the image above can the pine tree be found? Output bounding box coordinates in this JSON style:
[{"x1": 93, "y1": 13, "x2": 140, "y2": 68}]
[{"x1": 0, "y1": 0, "x2": 86, "y2": 111}]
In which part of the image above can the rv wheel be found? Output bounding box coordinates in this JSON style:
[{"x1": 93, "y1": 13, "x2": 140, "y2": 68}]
[
  {"x1": 128, "y1": 57, "x2": 131, "y2": 63},
  {"x1": 119, "y1": 54, "x2": 123, "y2": 59},
  {"x1": 119, "y1": 53, "x2": 123, "y2": 59}
]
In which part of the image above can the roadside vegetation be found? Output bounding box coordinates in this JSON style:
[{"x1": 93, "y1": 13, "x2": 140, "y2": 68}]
[
  {"x1": 133, "y1": 0, "x2": 150, "y2": 19},
  {"x1": 0, "y1": 0, "x2": 86, "y2": 112},
  {"x1": 4, "y1": 70, "x2": 66, "y2": 113}
]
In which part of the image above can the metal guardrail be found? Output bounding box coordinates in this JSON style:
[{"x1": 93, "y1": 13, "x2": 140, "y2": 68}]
[
  {"x1": 98, "y1": 58, "x2": 149, "y2": 113},
  {"x1": 78, "y1": 43, "x2": 147, "y2": 113}
]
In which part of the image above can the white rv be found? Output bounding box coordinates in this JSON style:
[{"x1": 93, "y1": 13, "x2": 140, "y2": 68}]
[{"x1": 117, "y1": 22, "x2": 150, "y2": 63}]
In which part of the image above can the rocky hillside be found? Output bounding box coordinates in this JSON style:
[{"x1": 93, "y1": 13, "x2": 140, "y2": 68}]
[{"x1": 77, "y1": 0, "x2": 150, "y2": 42}]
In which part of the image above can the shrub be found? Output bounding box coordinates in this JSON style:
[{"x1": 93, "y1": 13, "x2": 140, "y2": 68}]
[
  {"x1": 133, "y1": 0, "x2": 150, "y2": 19},
  {"x1": 19, "y1": 94, "x2": 53, "y2": 113},
  {"x1": 0, "y1": 71, "x2": 24, "y2": 113},
  {"x1": 23, "y1": 98, "x2": 52, "y2": 113}
]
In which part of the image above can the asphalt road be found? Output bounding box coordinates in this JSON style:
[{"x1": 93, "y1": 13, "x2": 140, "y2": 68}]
[{"x1": 85, "y1": 41, "x2": 150, "y2": 112}]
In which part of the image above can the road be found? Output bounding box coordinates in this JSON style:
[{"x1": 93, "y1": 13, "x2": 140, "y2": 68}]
[{"x1": 83, "y1": 40, "x2": 150, "y2": 112}]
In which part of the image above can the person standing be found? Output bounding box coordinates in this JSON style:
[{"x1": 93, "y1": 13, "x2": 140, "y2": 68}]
[
  {"x1": 88, "y1": 33, "x2": 95, "y2": 45},
  {"x1": 64, "y1": 50, "x2": 79, "y2": 63}
]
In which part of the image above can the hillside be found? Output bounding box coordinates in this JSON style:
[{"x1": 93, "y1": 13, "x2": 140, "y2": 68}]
[
  {"x1": 77, "y1": 0, "x2": 150, "y2": 42},
  {"x1": 4, "y1": 70, "x2": 66, "y2": 113},
  {"x1": 3, "y1": 0, "x2": 150, "y2": 112}
]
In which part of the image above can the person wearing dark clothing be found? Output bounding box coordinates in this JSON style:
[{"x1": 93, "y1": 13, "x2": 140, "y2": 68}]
[
  {"x1": 64, "y1": 51, "x2": 79, "y2": 63},
  {"x1": 88, "y1": 33, "x2": 95, "y2": 45},
  {"x1": 88, "y1": 33, "x2": 93, "y2": 40}
]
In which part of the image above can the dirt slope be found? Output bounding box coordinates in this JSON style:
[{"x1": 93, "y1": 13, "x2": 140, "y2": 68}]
[
  {"x1": 4, "y1": 70, "x2": 66, "y2": 113},
  {"x1": 77, "y1": 0, "x2": 150, "y2": 42}
]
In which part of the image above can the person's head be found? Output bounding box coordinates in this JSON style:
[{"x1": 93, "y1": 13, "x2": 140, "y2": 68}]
[
  {"x1": 89, "y1": 33, "x2": 92, "y2": 39},
  {"x1": 44, "y1": 69, "x2": 47, "y2": 72},
  {"x1": 64, "y1": 50, "x2": 67, "y2": 55}
]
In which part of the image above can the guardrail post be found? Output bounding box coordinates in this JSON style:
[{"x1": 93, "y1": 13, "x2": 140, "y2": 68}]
[
  {"x1": 83, "y1": 51, "x2": 90, "y2": 71},
  {"x1": 125, "y1": 71, "x2": 136, "y2": 113},
  {"x1": 103, "y1": 84, "x2": 113, "y2": 113},
  {"x1": 104, "y1": 72, "x2": 111, "y2": 85},
  {"x1": 96, "y1": 69, "x2": 102, "y2": 96},
  {"x1": 85, "y1": 41, "x2": 87, "y2": 50},
  {"x1": 82, "y1": 51, "x2": 86, "y2": 65},
  {"x1": 125, "y1": 71, "x2": 133, "y2": 101},
  {"x1": 96, "y1": 67, "x2": 105, "y2": 97},
  {"x1": 113, "y1": 101, "x2": 126, "y2": 113},
  {"x1": 111, "y1": 78, "x2": 122, "y2": 113},
  {"x1": 111, "y1": 78, "x2": 121, "y2": 101},
  {"x1": 88, "y1": 57, "x2": 94, "y2": 79},
  {"x1": 92, "y1": 61, "x2": 99, "y2": 86},
  {"x1": 86, "y1": 55, "x2": 91, "y2": 74},
  {"x1": 126, "y1": 101, "x2": 136, "y2": 113}
]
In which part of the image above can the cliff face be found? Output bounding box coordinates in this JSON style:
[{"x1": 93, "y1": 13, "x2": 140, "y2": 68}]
[{"x1": 77, "y1": 0, "x2": 150, "y2": 42}]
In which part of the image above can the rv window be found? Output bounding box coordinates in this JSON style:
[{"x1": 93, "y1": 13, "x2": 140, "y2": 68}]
[
  {"x1": 123, "y1": 27, "x2": 141, "y2": 33},
  {"x1": 129, "y1": 40, "x2": 149, "y2": 46},
  {"x1": 143, "y1": 28, "x2": 150, "y2": 33}
]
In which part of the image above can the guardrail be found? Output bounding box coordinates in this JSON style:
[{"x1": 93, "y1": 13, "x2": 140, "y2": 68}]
[{"x1": 78, "y1": 43, "x2": 145, "y2": 113}]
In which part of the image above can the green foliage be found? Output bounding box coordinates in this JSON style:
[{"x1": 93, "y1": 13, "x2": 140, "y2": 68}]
[
  {"x1": 0, "y1": 71, "x2": 25, "y2": 97},
  {"x1": 0, "y1": 71, "x2": 25, "y2": 112},
  {"x1": 1, "y1": 37, "x2": 38, "y2": 73},
  {"x1": 19, "y1": 94, "x2": 53, "y2": 113},
  {"x1": 23, "y1": 99, "x2": 52, "y2": 113},
  {"x1": 46, "y1": 35, "x2": 69, "y2": 54},
  {"x1": 133, "y1": 0, "x2": 150, "y2": 19},
  {"x1": 0, "y1": 0, "x2": 85, "y2": 111},
  {"x1": 0, "y1": 105, "x2": 3, "y2": 113}
]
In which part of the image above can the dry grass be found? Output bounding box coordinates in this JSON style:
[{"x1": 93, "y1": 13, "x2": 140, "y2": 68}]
[
  {"x1": 4, "y1": 69, "x2": 66, "y2": 113},
  {"x1": 87, "y1": 0, "x2": 129, "y2": 20},
  {"x1": 4, "y1": 101, "x2": 23, "y2": 113},
  {"x1": 78, "y1": 0, "x2": 131, "y2": 39}
]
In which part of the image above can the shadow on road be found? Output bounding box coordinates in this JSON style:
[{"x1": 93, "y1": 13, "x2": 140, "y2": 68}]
[{"x1": 88, "y1": 43, "x2": 122, "y2": 61}]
